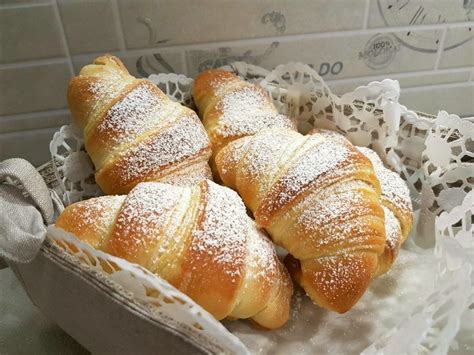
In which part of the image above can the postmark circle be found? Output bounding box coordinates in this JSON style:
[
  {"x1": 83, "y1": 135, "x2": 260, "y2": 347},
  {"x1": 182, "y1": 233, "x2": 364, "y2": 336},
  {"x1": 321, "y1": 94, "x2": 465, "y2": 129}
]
[{"x1": 360, "y1": 33, "x2": 400, "y2": 70}]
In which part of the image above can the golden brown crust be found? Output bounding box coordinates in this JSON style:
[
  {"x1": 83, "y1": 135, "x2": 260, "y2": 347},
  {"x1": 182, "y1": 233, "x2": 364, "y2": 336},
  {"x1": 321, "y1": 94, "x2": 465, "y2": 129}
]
[
  {"x1": 55, "y1": 181, "x2": 293, "y2": 329},
  {"x1": 68, "y1": 55, "x2": 212, "y2": 194},
  {"x1": 55, "y1": 195, "x2": 126, "y2": 249},
  {"x1": 215, "y1": 128, "x2": 387, "y2": 313},
  {"x1": 285, "y1": 251, "x2": 378, "y2": 313}
]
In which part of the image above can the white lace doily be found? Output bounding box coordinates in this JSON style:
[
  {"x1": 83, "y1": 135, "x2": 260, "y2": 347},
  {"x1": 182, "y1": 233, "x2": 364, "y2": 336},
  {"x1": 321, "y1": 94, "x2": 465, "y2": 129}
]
[
  {"x1": 49, "y1": 125, "x2": 101, "y2": 205},
  {"x1": 48, "y1": 62, "x2": 473, "y2": 354}
]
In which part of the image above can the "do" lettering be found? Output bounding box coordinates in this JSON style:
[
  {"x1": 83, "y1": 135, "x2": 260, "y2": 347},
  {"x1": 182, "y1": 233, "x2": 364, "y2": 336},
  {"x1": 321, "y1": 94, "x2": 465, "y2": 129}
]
[{"x1": 318, "y1": 61, "x2": 343, "y2": 76}]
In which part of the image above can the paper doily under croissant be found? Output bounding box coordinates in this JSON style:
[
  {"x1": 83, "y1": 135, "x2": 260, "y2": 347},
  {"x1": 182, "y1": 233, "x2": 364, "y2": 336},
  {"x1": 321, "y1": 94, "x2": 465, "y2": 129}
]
[{"x1": 48, "y1": 62, "x2": 473, "y2": 355}]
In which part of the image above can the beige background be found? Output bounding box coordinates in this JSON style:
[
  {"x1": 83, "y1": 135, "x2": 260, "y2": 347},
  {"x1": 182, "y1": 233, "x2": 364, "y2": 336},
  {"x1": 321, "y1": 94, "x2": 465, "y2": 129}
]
[{"x1": 0, "y1": 0, "x2": 473, "y2": 165}]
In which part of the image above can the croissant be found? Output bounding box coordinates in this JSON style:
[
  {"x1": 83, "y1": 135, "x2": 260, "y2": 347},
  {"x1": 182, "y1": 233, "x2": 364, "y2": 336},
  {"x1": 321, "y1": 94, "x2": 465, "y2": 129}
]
[
  {"x1": 55, "y1": 180, "x2": 293, "y2": 329},
  {"x1": 68, "y1": 55, "x2": 212, "y2": 195},
  {"x1": 192, "y1": 69, "x2": 295, "y2": 174},
  {"x1": 215, "y1": 127, "x2": 389, "y2": 313}
]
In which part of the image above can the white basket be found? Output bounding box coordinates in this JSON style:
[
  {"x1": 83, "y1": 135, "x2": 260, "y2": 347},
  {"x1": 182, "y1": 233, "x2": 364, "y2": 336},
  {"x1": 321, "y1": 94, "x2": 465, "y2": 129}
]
[{"x1": 48, "y1": 62, "x2": 473, "y2": 355}]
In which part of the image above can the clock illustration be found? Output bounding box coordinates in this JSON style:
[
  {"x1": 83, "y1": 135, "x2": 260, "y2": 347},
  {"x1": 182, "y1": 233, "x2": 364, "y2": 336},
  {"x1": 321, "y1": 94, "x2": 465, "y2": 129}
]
[{"x1": 378, "y1": 0, "x2": 473, "y2": 52}]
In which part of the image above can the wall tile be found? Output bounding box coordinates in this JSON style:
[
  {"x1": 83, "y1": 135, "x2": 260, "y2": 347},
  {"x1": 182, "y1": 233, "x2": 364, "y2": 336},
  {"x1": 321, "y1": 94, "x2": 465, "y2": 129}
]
[
  {"x1": 119, "y1": 50, "x2": 185, "y2": 76},
  {"x1": 0, "y1": 1, "x2": 50, "y2": 6},
  {"x1": 400, "y1": 83, "x2": 474, "y2": 117},
  {"x1": 117, "y1": 0, "x2": 365, "y2": 50},
  {"x1": 58, "y1": 0, "x2": 120, "y2": 55},
  {"x1": 0, "y1": 127, "x2": 60, "y2": 167},
  {"x1": 186, "y1": 29, "x2": 439, "y2": 79},
  {"x1": 439, "y1": 26, "x2": 474, "y2": 69},
  {"x1": 395, "y1": 70, "x2": 471, "y2": 87},
  {"x1": 0, "y1": 5, "x2": 65, "y2": 63},
  {"x1": 369, "y1": 0, "x2": 474, "y2": 28},
  {"x1": 0, "y1": 111, "x2": 71, "y2": 134},
  {"x1": 0, "y1": 63, "x2": 71, "y2": 116},
  {"x1": 328, "y1": 70, "x2": 471, "y2": 94},
  {"x1": 72, "y1": 50, "x2": 185, "y2": 78}
]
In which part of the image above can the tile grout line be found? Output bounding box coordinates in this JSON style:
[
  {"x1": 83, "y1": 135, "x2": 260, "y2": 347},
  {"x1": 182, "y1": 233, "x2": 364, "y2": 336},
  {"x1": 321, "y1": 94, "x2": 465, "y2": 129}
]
[
  {"x1": 325, "y1": 66, "x2": 474, "y2": 85},
  {"x1": 111, "y1": 0, "x2": 127, "y2": 51},
  {"x1": 0, "y1": 126, "x2": 65, "y2": 136},
  {"x1": 0, "y1": 2, "x2": 50, "y2": 10},
  {"x1": 0, "y1": 57, "x2": 68, "y2": 70},
  {"x1": 51, "y1": 0, "x2": 75, "y2": 76},
  {"x1": 362, "y1": 0, "x2": 371, "y2": 29},
  {"x1": 434, "y1": 27, "x2": 448, "y2": 70},
  {"x1": 469, "y1": 70, "x2": 474, "y2": 81},
  {"x1": 0, "y1": 109, "x2": 70, "y2": 121},
  {"x1": 402, "y1": 80, "x2": 474, "y2": 92}
]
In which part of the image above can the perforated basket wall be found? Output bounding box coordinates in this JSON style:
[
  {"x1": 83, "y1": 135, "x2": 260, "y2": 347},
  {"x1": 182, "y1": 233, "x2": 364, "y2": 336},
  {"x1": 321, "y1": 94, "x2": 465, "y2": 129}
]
[{"x1": 48, "y1": 62, "x2": 473, "y2": 355}]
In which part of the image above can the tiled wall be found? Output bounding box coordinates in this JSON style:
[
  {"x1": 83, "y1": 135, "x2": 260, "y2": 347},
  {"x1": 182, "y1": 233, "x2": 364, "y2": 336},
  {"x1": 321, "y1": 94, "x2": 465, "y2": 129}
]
[{"x1": 1, "y1": 0, "x2": 473, "y2": 166}]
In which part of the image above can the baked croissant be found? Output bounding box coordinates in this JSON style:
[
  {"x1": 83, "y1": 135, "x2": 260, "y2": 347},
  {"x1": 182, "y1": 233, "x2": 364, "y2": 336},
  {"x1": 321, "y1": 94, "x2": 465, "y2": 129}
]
[
  {"x1": 55, "y1": 180, "x2": 293, "y2": 329},
  {"x1": 68, "y1": 55, "x2": 212, "y2": 195},
  {"x1": 192, "y1": 69, "x2": 295, "y2": 174},
  {"x1": 215, "y1": 127, "x2": 389, "y2": 313}
]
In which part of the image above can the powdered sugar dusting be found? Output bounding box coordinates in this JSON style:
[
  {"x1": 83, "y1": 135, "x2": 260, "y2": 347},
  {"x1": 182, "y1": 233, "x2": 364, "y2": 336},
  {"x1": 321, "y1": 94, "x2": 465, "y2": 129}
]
[
  {"x1": 358, "y1": 147, "x2": 412, "y2": 215},
  {"x1": 151, "y1": 185, "x2": 193, "y2": 270},
  {"x1": 246, "y1": 228, "x2": 278, "y2": 282},
  {"x1": 84, "y1": 77, "x2": 135, "y2": 133},
  {"x1": 238, "y1": 130, "x2": 298, "y2": 198},
  {"x1": 75, "y1": 195, "x2": 125, "y2": 240},
  {"x1": 95, "y1": 82, "x2": 172, "y2": 146},
  {"x1": 157, "y1": 163, "x2": 212, "y2": 187},
  {"x1": 201, "y1": 78, "x2": 294, "y2": 143},
  {"x1": 293, "y1": 183, "x2": 379, "y2": 252},
  {"x1": 191, "y1": 182, "x2": 248, "y2": 280},
  {"x1": 111, "y1": 183, "x2": 183, "y2": 262},
  {"x1": 308, "y1": 251, "x2": 369, "y2": 301},
  {"x1": 87, "y1": 80, "x2": 108, "y2": 96},
  {"x1": 207, "y1": 71, "x2": 236, "y2": 92},
  {"x1": 104, "y1": 114, "x2": 210, "y2": 183},
  {"x1": 382, "y1": 206, "x2": 402, "y2": 252},
  {"x1": 218, "y1": 136, "x2": 251, "y2": 178},
  {"x1": 216, "y1": 85, "x2": 293, "y2": 139},
  {"x1": 263, "y1": 135, "x2": 357, "y2": 215}
]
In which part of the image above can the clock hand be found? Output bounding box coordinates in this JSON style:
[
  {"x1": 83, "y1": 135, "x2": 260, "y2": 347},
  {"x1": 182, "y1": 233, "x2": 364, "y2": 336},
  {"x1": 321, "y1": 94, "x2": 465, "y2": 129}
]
[
  {"x1": 399, "y1": 0, "x2": 410, "y2": 10},
  {"x1": 409, "y1": 5, "x2": 425, "y2": 25}
]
